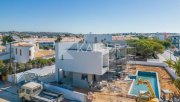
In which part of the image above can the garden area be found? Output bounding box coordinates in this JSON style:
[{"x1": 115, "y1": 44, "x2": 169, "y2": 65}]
[{"x1": 0, "y1": 57, "x2": 55, "y2": 80}]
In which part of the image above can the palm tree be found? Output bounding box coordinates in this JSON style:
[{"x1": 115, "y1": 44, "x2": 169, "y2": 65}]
[
  {"x1": 174, "y1": 78, "x2": 180, "y2": 92},
  {"x1": 172, "y1": 58, "x2": 180, "y2": 77},
  {"x1": 164, "y1": 59, "x2": 174, "y2": 68},
  {"x1": 55, "y1": 36, "x2": 62, "y2": 42}
]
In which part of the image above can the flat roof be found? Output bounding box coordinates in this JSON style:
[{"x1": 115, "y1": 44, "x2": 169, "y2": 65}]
[{"x1": 12, "y1": 42, "x2": 34, "y2": 47}]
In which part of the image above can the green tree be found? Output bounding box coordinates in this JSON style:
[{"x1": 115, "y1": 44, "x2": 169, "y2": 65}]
[
  {"x1": 55, "y1": 36, "x2": 62, "y2": 42},
  {"x1": 0, "y1": 60, "x2": 4, "y2": 67},
  {"x1": 172, "y1": 58, "x2": 180, "y2": 77},
  {"x1": 47, "y1": 59, "x2": 53, "y2": 65},
  {"x1": 151, "y1": 39, "x2": 172, "y2": 49},
  {"x1": 2, "y1": 35, "x2": 15, "y2": 45},
  {"x1": 128, "y1": 39, "x2": 164, "y2": 58},
  {"x1": 174, "y1": 78, "x2": 180, "y2": 92},
  {"x1": 50, "y1": 57, "x2": 55, "y2": 62},
  {"x1": 17, "y1": 63, "x2": 25, "y2": 72},
  {"x1": 164, "y1": 59, "x2": 174, "y2": 68},
  {"x1": 0, "y1": 60, "x2": 4, "y2": 74},
  {"x1": 25, "y1": 63, "x2": 33, "y2": 70}
]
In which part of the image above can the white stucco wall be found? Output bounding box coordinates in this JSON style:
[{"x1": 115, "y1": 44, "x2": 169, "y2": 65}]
[
  {"x1": 72, "y1": 72, "x2": 89, "y2": 89},
  {"x1": 55, "y1": 42, "x2": 109, "y2": 75},
  {"x1": 13, "y1": 46, "x2": 35, "y2": 63},
  {"x1": 56, "y1": 50, "x2": 105, "y2": 75},
  {"x1": 84, "y1": 34, "x2": 112, "y2": 43}
]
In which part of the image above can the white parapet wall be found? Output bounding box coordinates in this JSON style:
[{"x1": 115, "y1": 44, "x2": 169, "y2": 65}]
[
  {"x1": 44, "y1": 84, "x2": 87, "y2": 102},
  {"x1": 8, "y1": 65, "x2": 55, "y2": 83}
]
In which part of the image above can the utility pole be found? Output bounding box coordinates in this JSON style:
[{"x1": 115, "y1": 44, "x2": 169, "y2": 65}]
[
  {"x1": 9, "y1": 42, "x2": 12, "y2": 73},
  {"x1": 13, "y1": 60, "x2": 17, "y2": 84}
]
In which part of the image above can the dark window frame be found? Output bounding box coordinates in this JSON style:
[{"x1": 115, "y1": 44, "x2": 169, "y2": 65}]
[
  {"x1": 81, "y1": 74, "x2": 88, "y2": 80},
  {"x1": 16, "y1": 48, "x2": 17, "y2": 55}
]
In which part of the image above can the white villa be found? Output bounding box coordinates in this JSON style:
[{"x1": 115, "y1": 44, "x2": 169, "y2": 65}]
[{"x1": 55, "y1": 41, "x2": 109, "y2": 89}]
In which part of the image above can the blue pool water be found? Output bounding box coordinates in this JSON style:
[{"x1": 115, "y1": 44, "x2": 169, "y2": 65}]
[{"x1": 130, "y1": 71, "x2": 159, "y2": 98}]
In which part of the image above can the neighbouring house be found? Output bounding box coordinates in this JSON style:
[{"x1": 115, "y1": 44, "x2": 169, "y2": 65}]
[
  {"x1": 1, "y1": 36, "x2": 82, "y2": 63},
  {"x1": 154, "y1": 33, "x2": 169, "y2": 41},
  {"x1": 23, "y1": 38, "x2": 56, "y2": 49},
  {"x1": 12, "y1": 42, "x2": 55, "y2": 63},
  {"x1": 12, "y1": 42, "x2": 35, "y2": 63},
  {"x1": 171, "y1": 35, "x2": 180, "y2": 49},
  {"x1": 84, "y1": 34, "x2": 137, "y2": 45},
  {"x1": 0, "y1": 41, "x2": 55, "y2": 63},
  {"x1": 23, "y1": 37, "x2": 83, "y2": 49},
  {"x1": 55, "y1": 41, "x2": 109, "y2": 89},
  {"x1": 84, "y1": 34, "x2": 113, "y2": 43},
  {"x1": 35, "y1": 38, "x2": 56, "y2": 48}
]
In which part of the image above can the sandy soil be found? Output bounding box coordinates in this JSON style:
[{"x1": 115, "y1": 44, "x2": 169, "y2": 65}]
[{"x1": 92, "y1": 65, "x2": 179, "y2": 102}]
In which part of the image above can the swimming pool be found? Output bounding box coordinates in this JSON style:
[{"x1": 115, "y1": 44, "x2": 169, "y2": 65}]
[{"x1": 128, "y1": 71, "x2": 160, "y2": 98}]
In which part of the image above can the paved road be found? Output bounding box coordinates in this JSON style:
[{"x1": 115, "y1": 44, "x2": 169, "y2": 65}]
[{"x1": 0, "y1": 81, "x2": 21, "y2": 102}]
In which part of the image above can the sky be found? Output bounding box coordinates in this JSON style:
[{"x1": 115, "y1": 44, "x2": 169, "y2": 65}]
[{"x1": 0, "y1": 0, "x2": 180, "y2": 34}]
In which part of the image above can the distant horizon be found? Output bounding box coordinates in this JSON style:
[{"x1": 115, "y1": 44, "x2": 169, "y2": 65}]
[
  {"x1": 0, "y1": 30, "x2": 179, "y2": 34},
  {"x1": 1, "y1": 0, "x2": 180, "y2": 33}
]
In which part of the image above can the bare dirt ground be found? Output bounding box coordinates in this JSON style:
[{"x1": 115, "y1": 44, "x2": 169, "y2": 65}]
[{"x1": 91, "y1": 65, "x2": 180, "y2": 102}]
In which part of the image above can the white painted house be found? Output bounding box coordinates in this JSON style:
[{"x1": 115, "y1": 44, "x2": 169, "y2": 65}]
[
  {"x1": 12, "y1": 42, "x2": 35, "y2": 63},
  {"x1": 1, "y1": 41, "x2": 55, "y2": 63},
  {"x1": 55, "y1": 41, "x2": 109, "y2": 89}
]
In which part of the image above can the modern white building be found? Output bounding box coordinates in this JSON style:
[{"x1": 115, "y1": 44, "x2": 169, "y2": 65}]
[
  {"x1": 55, "y1": 41, "x2": 109, "y2": 89},
  {"x1": 84, "y1": 34, "x2": 113, "y2": 43}
]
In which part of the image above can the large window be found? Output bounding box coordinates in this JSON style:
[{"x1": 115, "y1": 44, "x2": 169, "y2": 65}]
[{"x1": 81, "y1": 74, "x2": 88, "y2": 80}]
